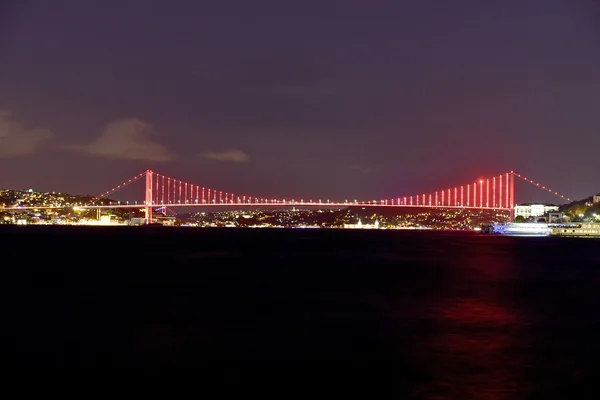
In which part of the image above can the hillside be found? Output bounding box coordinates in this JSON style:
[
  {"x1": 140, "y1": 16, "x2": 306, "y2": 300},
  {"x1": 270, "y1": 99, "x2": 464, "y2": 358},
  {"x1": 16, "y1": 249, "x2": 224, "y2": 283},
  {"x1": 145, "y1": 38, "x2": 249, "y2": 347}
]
[
  {"x1": 0, "y1": 188, "x2": 139, "y2": 223},
  {"x1": 559, "y1": 195, "x2": 600, "y2": 221}
]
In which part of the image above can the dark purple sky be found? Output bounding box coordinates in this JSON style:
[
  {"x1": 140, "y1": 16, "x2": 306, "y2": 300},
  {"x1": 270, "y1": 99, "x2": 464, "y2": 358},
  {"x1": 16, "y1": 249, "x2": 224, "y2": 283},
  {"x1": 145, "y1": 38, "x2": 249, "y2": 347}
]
[{"x1": 1, "y1": 0, "x2": 599, "y2": 203}]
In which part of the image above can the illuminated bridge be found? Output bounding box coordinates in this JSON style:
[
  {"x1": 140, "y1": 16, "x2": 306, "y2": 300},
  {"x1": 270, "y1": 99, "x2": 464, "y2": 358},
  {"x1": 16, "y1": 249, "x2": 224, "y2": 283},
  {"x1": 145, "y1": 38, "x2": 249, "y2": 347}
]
[{"x1": 1, "y1": 170, "x2": 572, "y2": 222}]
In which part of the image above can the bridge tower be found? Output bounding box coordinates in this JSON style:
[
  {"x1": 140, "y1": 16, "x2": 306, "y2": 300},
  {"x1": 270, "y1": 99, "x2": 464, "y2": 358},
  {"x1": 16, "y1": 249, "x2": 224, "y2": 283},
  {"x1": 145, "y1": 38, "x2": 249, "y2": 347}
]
[
  {"x1": 145, "y1": 170, "x2": 153, "y2": 223},
  {"x1": 509, "y1": 171, "x2": 515, "y2": 221}
]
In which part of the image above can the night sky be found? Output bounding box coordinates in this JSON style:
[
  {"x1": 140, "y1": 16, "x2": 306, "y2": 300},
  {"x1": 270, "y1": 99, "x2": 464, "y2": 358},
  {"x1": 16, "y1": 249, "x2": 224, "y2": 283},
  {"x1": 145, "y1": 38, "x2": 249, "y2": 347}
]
[{"x1": 1, "y1": 0, "x2": 599, "y2": 203}]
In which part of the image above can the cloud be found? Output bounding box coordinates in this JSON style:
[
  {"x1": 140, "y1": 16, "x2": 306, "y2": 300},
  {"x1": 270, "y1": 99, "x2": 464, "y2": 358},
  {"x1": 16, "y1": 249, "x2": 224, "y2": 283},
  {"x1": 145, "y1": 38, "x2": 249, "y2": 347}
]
[
  {"x1": 0, "y1": 111, "x2": 54, "y2": 158},
  {"x1": 65, "y1": 118, "x2": 172, "y2": 162},
  {"x1": 200, "y1": 149, "x2": 250, "y2": 163}
]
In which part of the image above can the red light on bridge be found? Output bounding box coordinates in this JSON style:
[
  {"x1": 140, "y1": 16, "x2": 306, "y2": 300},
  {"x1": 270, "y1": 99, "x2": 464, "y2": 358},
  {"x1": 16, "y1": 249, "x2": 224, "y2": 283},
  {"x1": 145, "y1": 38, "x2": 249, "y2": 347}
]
[{"x1": 86, "y1": 169, "x2": 573, "y2": 213}]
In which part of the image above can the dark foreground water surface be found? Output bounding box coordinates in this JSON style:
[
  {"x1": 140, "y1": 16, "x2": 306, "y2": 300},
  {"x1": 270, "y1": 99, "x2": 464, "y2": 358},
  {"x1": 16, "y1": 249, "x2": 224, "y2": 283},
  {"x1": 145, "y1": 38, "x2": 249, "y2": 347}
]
[{"x1": 3, "y1": 226, "x2": 600, "y2": 396}]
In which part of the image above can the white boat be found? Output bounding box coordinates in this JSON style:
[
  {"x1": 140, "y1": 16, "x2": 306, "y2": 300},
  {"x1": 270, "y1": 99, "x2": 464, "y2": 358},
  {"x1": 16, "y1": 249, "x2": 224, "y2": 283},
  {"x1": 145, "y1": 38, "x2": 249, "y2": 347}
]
[{"x1": 491, "y1": 222, "x2": 550, "y2": 236}]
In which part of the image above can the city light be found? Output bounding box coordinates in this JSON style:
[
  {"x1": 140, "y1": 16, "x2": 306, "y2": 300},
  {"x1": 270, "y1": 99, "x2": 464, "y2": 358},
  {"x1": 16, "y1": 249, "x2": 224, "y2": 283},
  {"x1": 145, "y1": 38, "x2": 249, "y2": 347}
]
[{"x1": 1, "y1": 170, "x2": 579, "y2": 228}]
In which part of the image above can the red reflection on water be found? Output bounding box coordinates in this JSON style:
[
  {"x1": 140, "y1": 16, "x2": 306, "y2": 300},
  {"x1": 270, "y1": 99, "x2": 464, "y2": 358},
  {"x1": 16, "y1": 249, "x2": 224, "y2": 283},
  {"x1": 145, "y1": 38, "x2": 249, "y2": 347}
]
[
  {"x1": 411, "y1": 241, "x2": 530, "y2": 399},
  {"x1": 415, "y1": 298, "x2": 529, "y2": 399},
  {"x1": 440, "y1": 298, "x2": 516, "y2": 326}
]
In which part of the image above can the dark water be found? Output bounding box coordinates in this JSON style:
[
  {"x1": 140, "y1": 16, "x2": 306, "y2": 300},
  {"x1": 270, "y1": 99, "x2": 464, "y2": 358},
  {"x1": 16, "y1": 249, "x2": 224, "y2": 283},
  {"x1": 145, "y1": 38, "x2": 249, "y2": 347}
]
[{"x1": 3, "y1": 226, "x2": 600, "y2": 395}]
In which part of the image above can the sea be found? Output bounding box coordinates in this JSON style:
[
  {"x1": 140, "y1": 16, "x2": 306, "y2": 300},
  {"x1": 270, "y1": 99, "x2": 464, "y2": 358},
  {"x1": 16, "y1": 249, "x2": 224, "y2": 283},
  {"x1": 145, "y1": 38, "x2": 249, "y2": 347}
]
[{"x1": 3, "y1": 226, "x2": 600, "y2": 396}]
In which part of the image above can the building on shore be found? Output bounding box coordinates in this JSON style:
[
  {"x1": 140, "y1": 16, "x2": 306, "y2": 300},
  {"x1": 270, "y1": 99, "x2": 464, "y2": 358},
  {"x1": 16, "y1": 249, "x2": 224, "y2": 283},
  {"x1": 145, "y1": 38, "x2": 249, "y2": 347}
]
[
  {"x1": 514, "y1": 204, "x2": 559, "y2": 220},
  {"x1": 80, "y1": 215, "x2": 126, "y2": 226},
  {"x1": 343, "y1": 218, "x2": 380, "y2": 229}
]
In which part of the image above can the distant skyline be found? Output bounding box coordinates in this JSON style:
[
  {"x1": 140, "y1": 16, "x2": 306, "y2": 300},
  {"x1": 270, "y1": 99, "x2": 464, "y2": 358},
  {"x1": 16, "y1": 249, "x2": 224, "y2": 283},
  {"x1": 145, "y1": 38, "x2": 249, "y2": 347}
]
[{"x1": 1, "y1": 0, "x2": 599, "y2": 203}]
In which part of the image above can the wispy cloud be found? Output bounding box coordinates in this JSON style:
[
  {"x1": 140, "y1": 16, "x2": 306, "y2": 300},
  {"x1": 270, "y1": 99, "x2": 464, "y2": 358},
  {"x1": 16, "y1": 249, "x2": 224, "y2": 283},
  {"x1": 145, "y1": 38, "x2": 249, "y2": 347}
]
[
  {"x1": 200, "y1": 148, "x2": 250, "y2": 163},
  {"x1": 0, "y1": 111, "x2": 54, "y2": 158},
  {"x1": 64, "y1": 118, "x2": 172, "y2": 162}
]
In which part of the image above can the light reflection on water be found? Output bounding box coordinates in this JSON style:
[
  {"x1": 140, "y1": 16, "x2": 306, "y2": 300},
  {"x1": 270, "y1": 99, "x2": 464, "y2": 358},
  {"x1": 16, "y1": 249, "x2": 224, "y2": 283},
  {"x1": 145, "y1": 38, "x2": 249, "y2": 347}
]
[
  {"x1": 3, "y1": 227, "x2": 600, "y2": 397},
  {"x1": 404, "y1": 239, "x2": 531, "y2": 399}
]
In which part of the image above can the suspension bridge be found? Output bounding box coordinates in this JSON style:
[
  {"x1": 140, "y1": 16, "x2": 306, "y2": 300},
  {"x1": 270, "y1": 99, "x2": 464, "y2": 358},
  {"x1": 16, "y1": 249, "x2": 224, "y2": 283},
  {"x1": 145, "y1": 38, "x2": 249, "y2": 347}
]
[{"x1": 1, "y1": 170, "x2": 571, "y2": 222}]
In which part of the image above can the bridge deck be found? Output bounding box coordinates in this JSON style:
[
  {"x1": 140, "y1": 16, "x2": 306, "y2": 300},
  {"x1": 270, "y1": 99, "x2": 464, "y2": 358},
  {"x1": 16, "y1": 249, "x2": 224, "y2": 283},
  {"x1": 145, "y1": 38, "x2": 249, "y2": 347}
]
[{"x1": 1, "y1": 203, "x2": 513, "y2": 211}]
